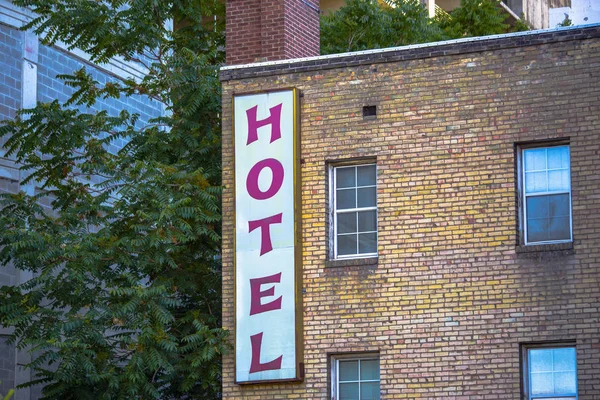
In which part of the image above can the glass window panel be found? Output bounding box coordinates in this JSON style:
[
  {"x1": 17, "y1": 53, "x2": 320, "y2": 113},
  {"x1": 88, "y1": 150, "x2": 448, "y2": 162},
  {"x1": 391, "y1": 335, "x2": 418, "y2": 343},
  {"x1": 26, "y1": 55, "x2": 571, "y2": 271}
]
[
  {"x1": 339, "y1": 360, "x2": 359, "y2": 381},
  {"x1": 548, "y1": 170, "x2": 570, "y2": 192},
  {"x1": 337, "y1": 188, "x2": 356, "y2": 209},
  {"x1": 531, "y1": 372, "x2": 554, "y2": 395},
  {"x1": 360, "y1": 382, "x2": 380, "y2": 400},
  {"x1": 548, "y1": 194, "x2": 570, "y2": 217},
  {"x1": 547, "y1": 146, "x2": 569, "y2": 169},
  {"x1": 339, "y1": 383, "x2": 359, "y2": 400},
  {"x1": 548, "y1": 216, "x2": 570, "y2": 241},
  {"x1": 527, "y1": 218, "x2": 548, "y2": 243},
  {"x1": 525, "y1": 148, "x2": 547, "y2": 172},
  {"x1": 535, "y1": 398, "x2": 576, "y2": 400},
  {"x1": 553, "y1": 348, "x2": 576, "y2": 371},
  {"x1": 337, "y1": 167, "x2": 356, "y2": 189},
  {"x1": 338, "y1": 212, "x2": 357, "y2": 234},
  {"x1": 526, "y1": 171, "x2": 548, "y2": 193},
  {"x1": 357, "y1": 187, "x2": 376, "y2": 208},
  {"x1": 530, "y1": 349, "x2": 553, "y2": 372},
  {"x1": 554, "y1": 372, "x2": 576, "y2": 394},
  {"x1": 358, "y1": 233, "x2": 377, "y2": 254},
  {"x1": 338, "y1": 234, "x2": 358, "y2": 256},
  {"x1": 360, "y1": 359, "x2": 379, "y2": 380},
  {"x1": 527, "y1": 196, "x2": 549, "y2": 219},
  {"x1": 358, "y1": 210, "x2": 377, "y2": 232},
  {"x1": 357, "y1": 165, "x2": 376, "y2": 186}
]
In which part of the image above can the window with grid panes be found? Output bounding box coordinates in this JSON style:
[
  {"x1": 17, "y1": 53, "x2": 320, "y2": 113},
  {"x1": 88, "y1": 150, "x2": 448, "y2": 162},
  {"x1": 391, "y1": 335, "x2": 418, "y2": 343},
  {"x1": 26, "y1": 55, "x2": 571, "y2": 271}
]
[
  {"x1": 522, "y1": 345, "x2": 577, "y2": 400},
  {"x1": 332, "y1": 355, "x2": 380, "y2": 400},
  {"x1": 521, "y1": 145, "x2": 572, "y2": 244},
  {"x1": 333, "y1": 164, "x2": 377, "y2": 258}
]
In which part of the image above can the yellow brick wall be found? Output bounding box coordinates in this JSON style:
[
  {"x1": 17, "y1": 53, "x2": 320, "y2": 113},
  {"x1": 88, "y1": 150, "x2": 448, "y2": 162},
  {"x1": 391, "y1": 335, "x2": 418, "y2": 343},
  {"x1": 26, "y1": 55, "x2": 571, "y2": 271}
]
[{"x1": 221, "y1": 35, "x2": 600, "y2": 399}]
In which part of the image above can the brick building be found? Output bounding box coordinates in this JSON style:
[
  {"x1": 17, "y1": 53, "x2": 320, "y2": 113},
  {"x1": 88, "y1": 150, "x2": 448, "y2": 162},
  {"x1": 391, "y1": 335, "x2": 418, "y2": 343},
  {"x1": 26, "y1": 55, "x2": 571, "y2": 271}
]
[
  {"x1": 221, "y1": 1, "x2": 600, "y2": 398},
  {"x1": 0, "y1": 1, "x2": 164, "y2": 398}
]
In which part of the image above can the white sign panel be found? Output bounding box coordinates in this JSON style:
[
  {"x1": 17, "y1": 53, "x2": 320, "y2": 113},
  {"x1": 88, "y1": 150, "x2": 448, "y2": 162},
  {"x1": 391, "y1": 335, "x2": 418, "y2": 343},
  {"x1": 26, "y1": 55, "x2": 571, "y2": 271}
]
[{"x1": 234, "y1": 89, "x2": 300, "y2": 383}]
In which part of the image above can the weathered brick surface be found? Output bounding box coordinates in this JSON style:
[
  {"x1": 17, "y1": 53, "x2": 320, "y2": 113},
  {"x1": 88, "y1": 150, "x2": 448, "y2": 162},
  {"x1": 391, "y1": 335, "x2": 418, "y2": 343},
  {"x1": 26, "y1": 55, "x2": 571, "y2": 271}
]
[
  {"x1": 0, "y1": 24, "x2": 22, "y2": 125},
  {"x1": 225, "y1": 0, "x2": 320, "y2": 65},
  {"x1": 0, "y1": 336, "x2": 16, "y2": 396},
  {"x1": 221, "y1": 27, "x2": 600, "y2": 399},
  {"x1": 0, "y1": 23, "x2": 21, "y2": 398}
]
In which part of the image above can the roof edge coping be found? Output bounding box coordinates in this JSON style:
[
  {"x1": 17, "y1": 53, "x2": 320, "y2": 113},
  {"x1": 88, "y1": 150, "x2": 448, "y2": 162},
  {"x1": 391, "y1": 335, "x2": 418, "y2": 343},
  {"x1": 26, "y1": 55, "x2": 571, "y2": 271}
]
[{"x1": 220, "y1": 23, "x2": 600, "y2": 81}]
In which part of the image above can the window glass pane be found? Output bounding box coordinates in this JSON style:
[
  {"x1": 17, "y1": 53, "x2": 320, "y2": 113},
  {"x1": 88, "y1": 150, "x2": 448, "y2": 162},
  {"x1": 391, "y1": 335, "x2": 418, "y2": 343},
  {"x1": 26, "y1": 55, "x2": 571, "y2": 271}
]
[
  {"x1": 337, "y1": 188, "x2": 356, "y2": 209},
  {"x1": 337, "y1": 167, "x2": 355, "y2": 189},
  {"x1": 527, "y1": 218, "x2": 548, "y2": 243},
  {"x1": 554, "y1": 372, "x2": 576, "y2": 394},
  {"x1": 548, "y1": 194, "x2": 570, "y2": 217},
  {"x1": 527, "y1": 194, "x2": 571, "y2": 243},
  {"x1": 360, "y1": 359, "x2": 379, "y2": 380},
  {"x1": 548, "y1": 170, "x2": 570, "y2": 192},
  {"x1": 548, "y1": 216, "x2": 570, "y2": 241},
  {"x1": 339, "y1": 360, "x2": 359, "y2": 381},
  {"x1": 357, "y1": 165, "x2": 376, "y2": 186},
  {"x1": 357, "y1": 187, "x2": 376, "y2": 208},
  {"x1": 525, "y1": 148, "x2": 547, "y2": 172},
  {"x1": 531, "y1": 372, "x2": 554, "y2": 395},
  {"x1": 360, "y1": 382, "x2": 380, "y2": 400},
  {"x1": 527, "y1": 196, "x2": 549, "y2": 219},
  {"x1": 553, "y1": 348, "x2": 576, "y2": 371},
  {"x1": 358, "y1": 210, "x2": 377, "y2": 232},
  {"x1": 525, "y1": 171, "x2": 548, "y2": 193},
  {"x1": 530, "y1": 349, "x2": 553, "y2": 372},
  {"x1": 338, "y1": 212, "x2": 357, "y2": 234},
  {"x1": 338, "y1": 234, "x2": 357, "y2": 256},
  {"x1": 334, "y1": 163, "x2": 377, "y2": 259},
  {"x1": 358, "y1": 233, "x2": 377, "y2": 254},
  {"x1": 547, "y1": 146, "x2": 569, "y2": 169},
  {"x1": 358, "y1": 187, "x2": 377, "y2": 207},
  {"x1": 339, "y1": 383, "x2": 359, "y2": 400}
]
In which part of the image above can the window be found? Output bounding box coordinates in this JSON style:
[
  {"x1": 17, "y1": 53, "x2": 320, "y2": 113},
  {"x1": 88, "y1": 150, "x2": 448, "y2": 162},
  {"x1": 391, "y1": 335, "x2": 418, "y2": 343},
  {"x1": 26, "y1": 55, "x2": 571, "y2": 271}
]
[
  {"x1": 522, "y1": 344, "x2": 578, "y2": 400},
  {"x1": 331, "y1": 355, "x2": 380, "y2": 400},
  {"x1": 520, "y1": 144, "x2": 572, "y2": 245},
  {"x1": 331, "y1": 164, "x2": 377, "y2": 259}
]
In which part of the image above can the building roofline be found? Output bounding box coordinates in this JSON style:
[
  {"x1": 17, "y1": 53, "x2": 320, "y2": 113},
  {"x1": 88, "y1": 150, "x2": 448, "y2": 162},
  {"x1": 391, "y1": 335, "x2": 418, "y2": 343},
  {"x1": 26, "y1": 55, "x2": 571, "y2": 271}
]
[{"x1": 220, "y1": 23, "x2": 600, "y2": 82}]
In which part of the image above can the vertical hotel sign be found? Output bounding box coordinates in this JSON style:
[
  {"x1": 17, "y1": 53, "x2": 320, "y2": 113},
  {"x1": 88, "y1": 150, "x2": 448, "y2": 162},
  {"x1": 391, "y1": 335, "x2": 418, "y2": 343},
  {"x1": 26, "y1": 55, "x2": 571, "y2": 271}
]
[{"x1": 234, "y1": 89, "x2": 301, "y2": 383}]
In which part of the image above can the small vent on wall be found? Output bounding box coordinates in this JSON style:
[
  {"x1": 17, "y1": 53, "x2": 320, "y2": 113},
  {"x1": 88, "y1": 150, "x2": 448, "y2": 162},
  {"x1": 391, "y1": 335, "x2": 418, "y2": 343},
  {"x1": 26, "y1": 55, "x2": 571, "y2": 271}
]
[{"x1": 363, "y1": 105, "x2": 377, "y2": 118}]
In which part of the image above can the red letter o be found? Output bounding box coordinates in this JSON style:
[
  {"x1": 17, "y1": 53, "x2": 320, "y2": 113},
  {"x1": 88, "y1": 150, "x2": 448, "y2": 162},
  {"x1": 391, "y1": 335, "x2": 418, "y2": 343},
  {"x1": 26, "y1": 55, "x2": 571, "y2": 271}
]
[{"x1": 246, "y1": 158, "x2": 284, "y2": 200}]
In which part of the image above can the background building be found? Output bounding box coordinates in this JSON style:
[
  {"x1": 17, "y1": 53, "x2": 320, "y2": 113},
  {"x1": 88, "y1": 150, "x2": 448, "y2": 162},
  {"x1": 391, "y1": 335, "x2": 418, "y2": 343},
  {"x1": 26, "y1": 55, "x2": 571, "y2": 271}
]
[
  {"x1": 221, "y1": 1, "x2": 600, "y2": 398},
  {"x1": 0, "y1": 1, "x2": 164, "y2": 397}
]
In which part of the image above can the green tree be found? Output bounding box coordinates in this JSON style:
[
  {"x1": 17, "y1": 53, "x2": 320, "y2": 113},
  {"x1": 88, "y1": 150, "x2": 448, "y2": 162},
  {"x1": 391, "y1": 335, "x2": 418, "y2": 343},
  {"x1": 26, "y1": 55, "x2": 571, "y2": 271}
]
[
  {"x1": 441, "y1": 0, "x2": 510, "y2": 38},
  {"x1": 321, "y1": 0, "x2": 529, "y2": 55},
  {"x1": 321, "y1": 0, "x2": 446, "y2": 54},
  {"x1": 0, "y1": 0, "x2": 227, "y2": 399},
  {"x1": 557, "y1": 13, "x2": 573, "y2": 27}
]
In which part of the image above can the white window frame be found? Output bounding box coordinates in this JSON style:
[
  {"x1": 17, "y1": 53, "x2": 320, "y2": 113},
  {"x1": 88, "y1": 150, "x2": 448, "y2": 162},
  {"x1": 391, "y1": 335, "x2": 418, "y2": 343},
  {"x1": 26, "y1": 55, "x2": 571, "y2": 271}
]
[
  {"x1": 331, "y1": 354, "x2": 380, "y2": 400},
  {"x1": 521, "y1": 343, "x2": 578, "y2": 400},
  {"x1": 330, "y1": 162, "x2": 378, "y2": 260},
  {"x1": 519, "y1": 143, "x2": 573, "y2": 245}
]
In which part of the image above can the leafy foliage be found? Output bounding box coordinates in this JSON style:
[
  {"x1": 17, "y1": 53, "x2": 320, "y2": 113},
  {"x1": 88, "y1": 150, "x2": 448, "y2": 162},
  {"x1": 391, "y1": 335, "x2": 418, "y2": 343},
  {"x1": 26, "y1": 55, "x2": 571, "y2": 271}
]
[
  {"x1": 0, "y1": 0, "x2": 228, "y2": 398},
  {"x1": 441, "y1": 0, "x2": 509, "y2": 37},
  {"x1": 321, "y1": 0, "x2": 530, "y2": 55},
  {"x1": 321, "y1": 0, "x2": 445, "y2": 54},
  {"x1": 557, "y1": 13, "x2": 573, "y2": 27}
]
